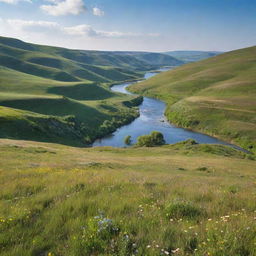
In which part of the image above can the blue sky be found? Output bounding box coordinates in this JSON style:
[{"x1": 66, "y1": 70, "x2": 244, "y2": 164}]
[{"x1": 0, "y1": 0, "x2": 255, "y2": 51}]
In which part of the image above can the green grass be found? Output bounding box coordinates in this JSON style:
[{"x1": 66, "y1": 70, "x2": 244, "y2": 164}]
[
  {"x1": 130, "y1": 46, "x2": 256, "y2": 153},
  {"x1": 0, "y1": 36, "x2": 183, "y2": 145},
  {"x1": 0, "y1": 138, "x2": 255, "y2": 255},
  {"x1": 0, "y1": 36, "x2": 182, "y2": 82},
  {"x1": 0, "y1": 91, "x2": 141, "y2": 146}
]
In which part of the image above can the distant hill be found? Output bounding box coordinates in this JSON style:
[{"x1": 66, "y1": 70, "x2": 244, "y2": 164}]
[
  {"x1": 130, "y1": 46, "x2": 256, "y2": 153},
  {"x1": 0, "y1": 36, "x2": 182, "y2": 145},
  {"x1": 0, "y1": 36, "x2": 183, "y2": 82},
  {"x1": 164, "y1": 50, "x2": 221, "y2": 63}
]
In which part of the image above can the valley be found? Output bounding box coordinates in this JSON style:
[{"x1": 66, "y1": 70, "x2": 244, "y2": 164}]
[
  {"x1": 0, "y1": 36, "x2": 255, "y2": 256},
  {"x1": 0, "y1": 36, "x2": 182, "y2": 146},
  {"x1": 130, "y1": 46, "x2": 256, "y2": 153}
]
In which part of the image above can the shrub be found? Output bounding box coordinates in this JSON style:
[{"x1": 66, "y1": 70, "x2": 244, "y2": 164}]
[
  {"x1": 124, "y1": 135, "x2": 132, "y2": 145},
  {"x1": 136, "y1": 131, "x2": 165, "y2": 147},
  {"x1": 165, "y1": 200, "x2": 203, "y2": 220}
]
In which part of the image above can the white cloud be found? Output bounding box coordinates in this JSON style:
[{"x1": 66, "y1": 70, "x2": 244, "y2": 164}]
[
  {"x1": 92, "y1": 7, "x2": 104, "y2": 17},
  {"x1": 0, "y1": 18, "x2": 165, "y2": 51},
  {"x1": 6, "y1": 19, "x2": 61, "y2": 34},
  {"x1": 63, "y1": 24, "x2": 157, "y2": 38},
  {"x1": 5, "y1": 18, "x2": 160, "y2": 40},
  {"x1": 63, "y1": 24, "x2": 123, "y2": 38},
  {"x1": 40, "y1": 0, "x2": 86, "y2": 16},
  {"x1": 7, "y1": 19, "x2": 59, "y2": 29},
  {"x1": 0, "y1": 0, "x2": 31, "y2": 4},
  {"x1": 63, "y1": 24, "x2": 97, "y2": 37}
]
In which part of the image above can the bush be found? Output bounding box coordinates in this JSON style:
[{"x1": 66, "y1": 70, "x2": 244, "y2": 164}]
[
  {"x1": 136, "y1": 131, "x2": 165, "y2": 147},
  {"x1": 165, "y1": 200, "x2": 203, "y2": 220},
  {"x1": 124, "y1": 135, "x2": 132, "y2": 145}
]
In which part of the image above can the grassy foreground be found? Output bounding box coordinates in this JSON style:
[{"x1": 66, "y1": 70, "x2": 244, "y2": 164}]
[
  {"x1": 0, "y1": 139, "x2": 255, "y2": 255},
  {"x1": 130, "y1": 46, "x2": 256, "y2": 153}
]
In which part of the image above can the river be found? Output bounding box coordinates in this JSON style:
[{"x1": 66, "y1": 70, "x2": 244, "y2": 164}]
[{"x1": 93, "y1": 68, "x2": 244, "y2": 150}]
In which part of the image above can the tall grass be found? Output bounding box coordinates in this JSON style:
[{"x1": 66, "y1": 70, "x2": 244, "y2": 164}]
[{"x1": 0, "y1": 141, "x2": 255, "y2": 255}]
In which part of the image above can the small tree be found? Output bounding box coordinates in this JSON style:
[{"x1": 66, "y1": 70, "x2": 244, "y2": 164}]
[
  {"x1": 136, "y1": 131, "x2": 165, "y2": 147},
  {"x1": 150, "y1": 131, "x2": 165, "y2": 145},
  {"x1": 124, "y1": 135, "x2": 132, "y2": 145}
]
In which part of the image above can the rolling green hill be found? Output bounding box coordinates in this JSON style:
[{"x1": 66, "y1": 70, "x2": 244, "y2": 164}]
[
  {"x1": 164, "y1": 51, "x2": 221, "y2": 63},
  {"x1": 0, "y1": 36, "x2": 183, "y2": 79},
  {"x1": 130, "y1": 46, "x2": 256, "y2": 153},
  {"x1": 0, "y1": 36, "x2": 182, "y2": 145}
]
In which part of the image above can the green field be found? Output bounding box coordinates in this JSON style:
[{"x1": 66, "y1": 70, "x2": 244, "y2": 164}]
[
  {"x1": 0, "y1": 138, "x2": 255, "y2": 255},
  {"x1": 0, "y1": 36, "x2": 182, "y2": 145},
  {"x1": 130, "y1": 46, "x2": 256, "y2": 153}
]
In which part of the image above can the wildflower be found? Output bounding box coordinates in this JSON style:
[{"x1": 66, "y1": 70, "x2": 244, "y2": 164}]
[
  {"x1": 208, "y1": 218, "x2": 212, "y2": 221},
  {"x1": 171, "y1": 248, "x2": 180, "y2": 253},
  {"x1": 146, "y1": 245, "x2": 151, "y2": 248},
  {"x1": 164, "y1": 251, "x2": 170, "y2": 255}
]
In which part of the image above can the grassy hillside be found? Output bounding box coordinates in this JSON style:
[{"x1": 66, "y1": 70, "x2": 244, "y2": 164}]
[
  {"x1": 0, "y1": 36, "x2": 182, "y2": 145},
  {"x1": 0, "y1": 36, "x2": 182, "y2": 78},
  {"x1": 0, "y1": 65, "x2": 141, "y2": 146},
  {"x1": 0, "y1": 138, "x2": 255, "y2": 255},
  {"x1": 0, "y1": 39, "x2": 141, "y2": 83},
  {"x1": 165, "y1": 51, "x2": 221, "y2": 63},
  {"x1": 130, "y1": 46, "x2": 256, "y2": 153}
]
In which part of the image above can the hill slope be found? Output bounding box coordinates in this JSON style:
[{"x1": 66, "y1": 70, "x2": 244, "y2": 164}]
[
  {"x1": 165, "y1": 50, "x2": 221, "y2": 63},
  {"x1": 0, "y1": 36, "x2": 182, "y2": 79},
  {"x1": 0, "y1": 138, "x2": 255, "y2": 255},
  {"x1": 0, "y1": 36, "x2": 183, "y2": 145},
  {"x1": 130, "y1": 46, "x2": 256, "y2": 153}
]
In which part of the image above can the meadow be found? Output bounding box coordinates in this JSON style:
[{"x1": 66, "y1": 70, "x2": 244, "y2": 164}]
[
  {"x1": 130, "y1": 46, "x2": 256, "y2": 153},
  {"x1": 0, "y1": 138, "x2": 255, "y2": 255}
]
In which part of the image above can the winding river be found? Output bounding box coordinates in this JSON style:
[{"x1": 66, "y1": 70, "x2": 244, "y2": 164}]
[{"x1": 93, "y1": 68, "x2": 243, "y2": 150}]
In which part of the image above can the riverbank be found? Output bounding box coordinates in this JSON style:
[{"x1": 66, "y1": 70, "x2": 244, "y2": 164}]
[
  {"x1": 129, "y1": 46, "x2": 256, "y2": 154},
  {"x1": 93, "y1": 70, "x2": 249, "y2": 152}
]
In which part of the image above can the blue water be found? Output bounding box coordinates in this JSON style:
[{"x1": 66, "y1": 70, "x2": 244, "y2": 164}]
[{"x1": 93, "y1": 68, "x2": 244, "y2": 150}]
